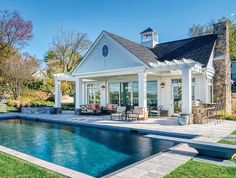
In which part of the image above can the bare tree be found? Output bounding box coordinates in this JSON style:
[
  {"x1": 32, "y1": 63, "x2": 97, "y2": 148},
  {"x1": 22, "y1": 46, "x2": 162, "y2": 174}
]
[
  {"x1": 45, "y1": 29, "x2": 91, "y2": 73},
  {"x1": 0, "y1": 53, "x2": 39, "y2": 99},
  {"x1": 0, "y1": 10, "x2": 33, "y2": 57}
]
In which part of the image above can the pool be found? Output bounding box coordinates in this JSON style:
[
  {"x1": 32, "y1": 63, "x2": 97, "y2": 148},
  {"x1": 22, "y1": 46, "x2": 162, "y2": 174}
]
[{"x1": 0, "y1": 119, "x2": 178, "y2": 177}]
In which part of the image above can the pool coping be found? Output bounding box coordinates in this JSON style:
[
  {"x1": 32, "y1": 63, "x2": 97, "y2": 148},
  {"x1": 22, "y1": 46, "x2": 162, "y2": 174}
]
[{"x1": 0, "y1": 114, "x2": 211, "y2": 178}]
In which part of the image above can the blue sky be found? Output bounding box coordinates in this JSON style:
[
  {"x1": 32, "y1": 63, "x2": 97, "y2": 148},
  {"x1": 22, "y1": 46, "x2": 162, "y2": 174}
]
[{"x1": 2, "y1": 0, "x2": 236, "y2": 60}]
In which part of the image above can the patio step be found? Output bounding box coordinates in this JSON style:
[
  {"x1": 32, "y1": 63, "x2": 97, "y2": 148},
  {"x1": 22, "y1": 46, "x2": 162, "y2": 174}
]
[{"x1": 145, "y1": 134, "x2": 236, "y2": 160}]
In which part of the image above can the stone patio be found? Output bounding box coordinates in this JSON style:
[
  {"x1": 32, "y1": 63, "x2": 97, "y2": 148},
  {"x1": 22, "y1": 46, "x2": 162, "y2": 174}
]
[{"x1": 0, "y1": 112, "x2": 236, "y2": 178}]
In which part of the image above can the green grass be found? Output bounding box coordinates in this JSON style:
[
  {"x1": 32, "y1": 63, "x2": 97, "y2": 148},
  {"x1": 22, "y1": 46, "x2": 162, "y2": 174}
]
[
  {"x1": 218, "y1": 139, "x2": 236, "y2": 145},
  {"x1": 0, "y1": 106, "x2": 18, "y2": 114},
  {"x1": 166, "y1": 130, "x2": 236, "y2": 178},
  {"x1": 165, "y1": 159, "x2": 236, "y2": 178},
  {"x1": 231, "y1": 130, "x2": 236, "y2": 135},
  {"x1": 0, "y1": 152, "x2": 64, "y2": 178}
]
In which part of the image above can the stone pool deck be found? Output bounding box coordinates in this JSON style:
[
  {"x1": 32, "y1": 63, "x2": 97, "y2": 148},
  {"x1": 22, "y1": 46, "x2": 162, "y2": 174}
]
[{"x1": 0, "y1": 112, "x2": 236, "y2": 178}]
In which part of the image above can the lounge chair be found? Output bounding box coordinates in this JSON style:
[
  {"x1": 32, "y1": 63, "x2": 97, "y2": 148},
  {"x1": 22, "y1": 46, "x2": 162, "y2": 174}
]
[
  {"x1": 127, "y1": 106, "x2": 148, "y2": 121},
  {"x1": 111, "y1": 106, "x2": 126, "y2": 120}
]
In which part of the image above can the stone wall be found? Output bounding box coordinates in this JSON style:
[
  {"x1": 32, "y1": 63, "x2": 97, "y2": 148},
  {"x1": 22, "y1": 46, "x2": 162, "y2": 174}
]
[
  {"x1": 232, "y1": 93, "x2": 236, "y2": 114},
  {"x1": 213, "y1": 22, "x2": 232, "y2": 113}
]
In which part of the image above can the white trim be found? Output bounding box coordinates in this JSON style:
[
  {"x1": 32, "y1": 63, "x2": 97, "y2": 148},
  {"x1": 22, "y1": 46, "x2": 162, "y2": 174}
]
[{"x1": 76, "y1": 66, "x2": 146, "y2": 78}]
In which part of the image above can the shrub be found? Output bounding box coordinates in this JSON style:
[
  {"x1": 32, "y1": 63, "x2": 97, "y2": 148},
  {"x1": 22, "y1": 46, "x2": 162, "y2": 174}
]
[{"x1": 61, "y1": 102, "x2": 75, "y2": 110}]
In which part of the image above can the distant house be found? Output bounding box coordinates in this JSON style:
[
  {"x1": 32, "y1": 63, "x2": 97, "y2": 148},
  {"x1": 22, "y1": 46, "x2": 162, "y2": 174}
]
[
  {"x1": 33, "y1": 70, "x2": 47, "y2": 80},
  {"x1": 54, "y1": 22, "x2": 231, "y2": 115}
]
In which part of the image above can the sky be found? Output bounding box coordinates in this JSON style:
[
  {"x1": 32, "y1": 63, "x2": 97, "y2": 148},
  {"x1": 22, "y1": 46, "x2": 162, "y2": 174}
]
[{"x1": 1, "y1": 0, "x2": 236, "y2": 60}]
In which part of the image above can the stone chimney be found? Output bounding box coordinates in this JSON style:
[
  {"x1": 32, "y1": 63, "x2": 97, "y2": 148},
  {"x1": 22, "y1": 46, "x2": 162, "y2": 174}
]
[{"x1": 213, "y1": 22, "x2": 232, "y2": 113}]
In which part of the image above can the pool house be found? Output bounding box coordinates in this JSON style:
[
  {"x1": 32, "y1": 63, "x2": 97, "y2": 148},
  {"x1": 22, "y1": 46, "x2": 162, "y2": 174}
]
[{"x1": 54, "y1": 22, "x2": 231, "y2": 116}]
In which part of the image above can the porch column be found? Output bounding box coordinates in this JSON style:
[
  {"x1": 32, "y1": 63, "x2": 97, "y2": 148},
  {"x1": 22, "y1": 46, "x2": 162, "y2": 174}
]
[
  {"x1": 182, "y1": 69, "x2": 192, "y2": 114},
  {"x1": 75, "y1": 78, "x2": 83, "y2": 114},
  {"x1": 138, "y1": 72, "x2": 147, "y2": 112},
  {"x1": 54, "y1": 79, "x2": 61, "y2": 108}
]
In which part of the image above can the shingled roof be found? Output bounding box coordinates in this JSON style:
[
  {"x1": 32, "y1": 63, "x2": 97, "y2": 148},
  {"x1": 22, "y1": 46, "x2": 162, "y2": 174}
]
[
  {"x1": 105, "y1": 31, "x2": 158, "y2": 65},
  {"x1": 151, "y1": 34, "x2": 217, "y2": 67},
  {"x1": 105, "y1": 31, "x2": 217, "y2": 67}
]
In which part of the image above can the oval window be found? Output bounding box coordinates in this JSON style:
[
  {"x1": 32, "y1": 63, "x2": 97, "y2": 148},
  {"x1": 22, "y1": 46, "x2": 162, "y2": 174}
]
[{"x1": 102, "y1": 45, "x2": 108, "y2": 57}]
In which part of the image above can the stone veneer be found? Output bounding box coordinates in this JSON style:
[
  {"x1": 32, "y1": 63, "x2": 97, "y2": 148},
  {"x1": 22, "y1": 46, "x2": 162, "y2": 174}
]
[{"x1": 213, "y1": 22, "x2": 232, "y2": 113}]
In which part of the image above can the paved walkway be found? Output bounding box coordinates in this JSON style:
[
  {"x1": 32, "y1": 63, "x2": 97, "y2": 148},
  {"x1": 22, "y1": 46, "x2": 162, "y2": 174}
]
[{"x1": 0, "y1": 112, "x2": 236, "y2": 178}]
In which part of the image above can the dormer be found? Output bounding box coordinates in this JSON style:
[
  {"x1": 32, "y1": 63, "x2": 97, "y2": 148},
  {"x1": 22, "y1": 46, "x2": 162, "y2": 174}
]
[{"x1": 140, "y1": 27, "x2": 158, "y2": 48}]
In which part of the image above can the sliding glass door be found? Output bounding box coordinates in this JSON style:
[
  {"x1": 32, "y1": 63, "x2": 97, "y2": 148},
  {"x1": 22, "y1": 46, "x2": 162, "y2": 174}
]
[{"x1": 108, "y1": 81, "x2": 158, "y2": 107}]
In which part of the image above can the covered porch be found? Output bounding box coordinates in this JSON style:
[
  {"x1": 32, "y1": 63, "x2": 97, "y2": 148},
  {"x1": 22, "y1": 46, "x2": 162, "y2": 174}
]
[{"x1": 54, "y1": 58, "x2": 211, "y2": 117}]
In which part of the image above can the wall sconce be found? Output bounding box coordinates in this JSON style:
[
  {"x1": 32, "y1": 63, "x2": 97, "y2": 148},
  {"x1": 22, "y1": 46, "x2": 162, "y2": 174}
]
[
  {"x1": 160, "y1": 82, "x2": 165, "y2": 88},
  {"x1": 101, "y1": 85, "x2": 106, "y2": 90}
]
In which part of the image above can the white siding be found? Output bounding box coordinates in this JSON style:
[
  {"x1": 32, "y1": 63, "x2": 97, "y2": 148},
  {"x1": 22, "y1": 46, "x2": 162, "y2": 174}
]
[{"x1": 73, "y1": 35, "x2": 144, "y2": 75}]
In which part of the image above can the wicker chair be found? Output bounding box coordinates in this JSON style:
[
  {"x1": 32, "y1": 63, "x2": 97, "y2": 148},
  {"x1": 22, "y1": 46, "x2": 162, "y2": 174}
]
[
  {"x1": 111, "y1": 106, "x2": 126, "y2": 120},
  {"x1": 127, "y1": 106, "x2": 148, "y2": 121}
]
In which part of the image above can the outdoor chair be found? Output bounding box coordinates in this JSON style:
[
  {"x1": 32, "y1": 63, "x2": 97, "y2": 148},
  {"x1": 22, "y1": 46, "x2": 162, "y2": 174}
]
[
  {"x1": 148, "y1": 106, "x2": 160, "y2": 118},
  {"x1": 107, "y1": 104, "x2": 118, "y2": 113},
  {"x1": 79, "y1": 104, "x2": 101, "y2": 115},
  {"x1": 111, "y1": 106, "x2": 126, "y2": 120},
  {"x1": 127, "y1": 106, "x2": 148, "y2": 121}
]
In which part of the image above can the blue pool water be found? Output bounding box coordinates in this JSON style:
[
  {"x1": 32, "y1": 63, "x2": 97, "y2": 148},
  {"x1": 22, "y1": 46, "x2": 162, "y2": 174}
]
[{"x1": 0, "y1": 119, "x2": 177, "y2": 177}]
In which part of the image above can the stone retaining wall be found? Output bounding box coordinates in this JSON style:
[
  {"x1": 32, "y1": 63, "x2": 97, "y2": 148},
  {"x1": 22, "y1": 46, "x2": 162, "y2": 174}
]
[{"x1": 21, "y1": 107, "x2": 62, "y2": 114}]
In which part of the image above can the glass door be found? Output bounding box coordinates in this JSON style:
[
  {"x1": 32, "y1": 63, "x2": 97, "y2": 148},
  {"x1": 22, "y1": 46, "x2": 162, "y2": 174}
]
[
  {"x1": 121, "y1": 82, "x2": 132, "y2": 107},
  {"x1": 172, "y1": 85, "x2": 182, "y2": 114}
]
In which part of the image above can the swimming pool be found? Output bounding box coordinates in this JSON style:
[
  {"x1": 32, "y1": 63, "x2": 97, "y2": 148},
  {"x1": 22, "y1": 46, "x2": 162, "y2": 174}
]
[{"x1": 0, "y1": 119, "x2": 178, "y2": 177}]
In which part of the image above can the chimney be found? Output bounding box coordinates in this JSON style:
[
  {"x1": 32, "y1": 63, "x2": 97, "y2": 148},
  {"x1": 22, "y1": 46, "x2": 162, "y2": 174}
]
[
  {"x1": 140, "y1": 27, "x2": 158, "y2": 48},
  {"x1": 213, "y1": 21, "x2": 232, "y2": 113},
  {"x1": 213, "y1": 22, "x2": 230, "y2": 57}
]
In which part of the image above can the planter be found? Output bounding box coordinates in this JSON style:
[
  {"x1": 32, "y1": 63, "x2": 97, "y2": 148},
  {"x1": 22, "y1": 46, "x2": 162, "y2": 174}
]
[{"x1": 177, "y1": 114, "x2": 190, "y2": 125}]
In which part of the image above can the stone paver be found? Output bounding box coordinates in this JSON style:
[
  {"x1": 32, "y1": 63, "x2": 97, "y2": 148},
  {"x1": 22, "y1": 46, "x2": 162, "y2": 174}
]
[{"x1": 0, "y1": 112, "x2": 236, "y2": 178}]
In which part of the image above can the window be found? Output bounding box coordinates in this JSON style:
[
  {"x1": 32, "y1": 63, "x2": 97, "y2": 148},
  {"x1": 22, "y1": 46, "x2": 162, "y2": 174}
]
[
  {"x1": 208, "y1": 78, "x2": 213, "y2": 103},
  {"x1": 87, "y1": 83, "x2": 100, "y2": 104},
  {"x1": 102, "y1": 45, "x2": 108, "y2": 57},
  {"x1": 132, "y1": 82, "x2": 139, "y2": 106},
  {"x1": 147, "y1": 81, "x2": 158, "y2": 107},
  {"x1": 109, "y1": 83, "x2": 120, "y2": 105}
]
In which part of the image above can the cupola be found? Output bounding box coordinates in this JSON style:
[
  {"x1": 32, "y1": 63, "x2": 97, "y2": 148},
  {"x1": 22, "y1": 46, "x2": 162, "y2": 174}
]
[{"x1": 140, "y1": 27, "x2": 158, "y2": 48}]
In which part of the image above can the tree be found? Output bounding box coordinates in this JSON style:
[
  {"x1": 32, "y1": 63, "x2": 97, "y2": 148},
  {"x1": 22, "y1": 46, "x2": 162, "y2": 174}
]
[
  {"x1": 188, "y1": 17, "x2": 236, "y2": 59},
  {"x1": 0, "y1": 10, "x2": 33, "y2": 58},
  {"x1": 0, "y1": 53, "x2": 39, "y2": 99},
  {"x1": 44, "y1": 29, "x2": 91, "y2": 74}
]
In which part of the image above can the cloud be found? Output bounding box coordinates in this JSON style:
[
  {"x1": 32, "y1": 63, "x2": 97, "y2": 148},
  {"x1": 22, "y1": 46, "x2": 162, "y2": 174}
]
[{"x1": 231, "y1": 12, "x2": 235, "y2": 17}]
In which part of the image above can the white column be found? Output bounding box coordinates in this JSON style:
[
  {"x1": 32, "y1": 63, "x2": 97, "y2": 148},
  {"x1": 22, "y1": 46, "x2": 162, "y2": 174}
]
[
  {"x1": 138, "y1": 72, "x2": 147, "y2": 112},
  {"x1": 75, "y1": 78, "x2": 83, "y2": 109},
  {"x1": 182, "y1": 69, "x2": 192, "y2": 114},
  {"x1": 54, "y1": 79, "x2": 61, "y2": 108},
  {"x1": 100, "y1": 81, "x2": 106, "y2": 106}
]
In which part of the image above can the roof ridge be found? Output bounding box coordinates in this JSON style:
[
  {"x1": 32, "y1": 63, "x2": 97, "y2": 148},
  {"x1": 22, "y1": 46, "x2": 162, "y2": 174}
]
[
  {"x1": 104, "y1": 31, "x2": 153, "y2": 51},
  {"x1": 157, "y1": 33, "x2": 217, "y2": 46}
]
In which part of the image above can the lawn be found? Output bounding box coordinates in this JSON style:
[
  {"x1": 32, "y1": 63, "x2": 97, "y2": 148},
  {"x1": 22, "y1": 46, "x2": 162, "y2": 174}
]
[
  {"x1": 0, "y1": 106, "x2": 18, "y2": 114},
  {"x1": 165, "y1": 129, "x2": 236, "y2": 178},
  {"x1": 165, "y1": 159, "x2": 236, "y2": 178},
  {"x1": 0, "y1": 152, "x2": 64, "y2": 178}
]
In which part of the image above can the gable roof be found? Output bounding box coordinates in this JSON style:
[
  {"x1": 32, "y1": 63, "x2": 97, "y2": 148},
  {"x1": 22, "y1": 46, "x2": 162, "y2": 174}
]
[
  {"x1": 105, "y1": 31, "x2": 158, "y2": 65},
  {"x1": 105, "y1": 31, "x2": 217, "y2": 67},
  {"x1": 151, "y1": 34, "x2": 217, "y2": 67}
]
